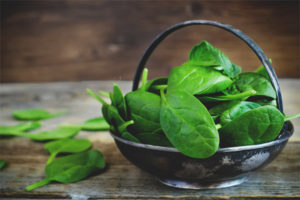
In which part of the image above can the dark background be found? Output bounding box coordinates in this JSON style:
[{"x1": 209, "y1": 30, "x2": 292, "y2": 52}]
[{"x1": 1, "y1": 0, "x2": 299, "y2": 82}]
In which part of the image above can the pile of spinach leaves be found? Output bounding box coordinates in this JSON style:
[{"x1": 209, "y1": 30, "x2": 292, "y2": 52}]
[
  {"x1": 0, "y1": 109, "x2": 109, "y2": 190},
  {"x1": 88, "y1": 40, "x2": 300, "y2": 159}
]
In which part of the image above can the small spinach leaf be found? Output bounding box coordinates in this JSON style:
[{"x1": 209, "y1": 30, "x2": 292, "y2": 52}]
[
  {"x1": 197, "y1": 90, "x2": 256, "y2": 103},
  {"x1": 160, "y1": 90, "x2": 219, "y2": 158},
  {"x1": 61, "y1": 117, "x2": 110, "y2": 131},
  {"x1": 45, "y1": 139, "x2": 92, "y2": 164},
  {"x1": 112, "y1": 84, "x2": 127, "y2": 119},
  {"x1": 0, "y1": 121, "x2": 41, "y2": 136},
  {"x1": 167, "y1": 65, "x2": 232, "y2": 95},
  {"x1": 125, "y1": 91, "x2": 161, "y2": 134},
  {"x1": 13, "y1": 109, "x2": 66, "y2": 120},
  {"x1": 28, "y1": 127, "x2": 80, "y2": 141},
  {"x1": 187, "y1": 41, "x2": 236, "y2": 78},
  {"x1": 26, "y1": 150, "x2": 105, "y2": 191}
]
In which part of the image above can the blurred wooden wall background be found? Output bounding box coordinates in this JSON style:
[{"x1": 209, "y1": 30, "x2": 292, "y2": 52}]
[{"x1": 1, "y1": 0, "x2": 299, "y2": 82}]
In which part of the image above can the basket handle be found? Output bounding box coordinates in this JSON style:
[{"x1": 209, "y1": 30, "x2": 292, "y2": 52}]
[{"x1": 132, "y1": 20, "x2": 283, "y2": 113}]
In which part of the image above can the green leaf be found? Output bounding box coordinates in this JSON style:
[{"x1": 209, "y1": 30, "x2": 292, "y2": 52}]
[
  {"x1": 167, "y1": 65, "x2": 232, "y2": 95},
  {"x1": 144, "y1": 77, "x2": 168, "y2": 94},
  {"x1": 137, "y1": 129, "x2": 172, "y2": 147},
  {"x1": 188, "y1": 41, "x2": 236, "y2": 78},
  {"x1": 28, "y1": 127, "x2": 80, "y2": 141},
  {"x1": 13, "y1": 109, "x2": 66, "y2": 120},
  {"x1": 234, "y1": 72, "x2": 276, "y2": 99},
  {"x1": 112, "y1": 84, "x2": 127, "y2": 119},
  {"x1": 121, "y1": 131, "x2": 140, "y2": 143},
  {"x1": 160, "y1": 90, "x2": 219, "y2": 158},
  {"x1": 197, "y1": 90, "x2": 256, "y2": 103},
  {"x1": 61, "y1": 117, "x2": 110, "y2": 131},
  {"x1": 0, "y1": 160, "x2": 6, "y2": 170},
  {"x1": 125, "y1": 91, "x2": 161, "y2": 134},
  {"x1": 0, "y1": 121, "x2": 41, "y2": 136},
  {"x1": 219, "y1": 106, "x2": 284, "y2": 146},
  {"x1": 219, "y1": 101, "x2": 261, "y2": 126},
  {"x1": 255, "y1": 58, "x2": 272, "y2": 81},
  {"x1": 45, "y1": 139, "x2": 92, "y2": 164},
  {"x1": 26, "y1": 150, "x2": 105, "y2": 191}
]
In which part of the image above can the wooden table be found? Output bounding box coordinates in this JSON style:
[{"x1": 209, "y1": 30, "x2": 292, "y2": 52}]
[{"x1": 1, "y1": 80, "x2": 299, "y2": 199}]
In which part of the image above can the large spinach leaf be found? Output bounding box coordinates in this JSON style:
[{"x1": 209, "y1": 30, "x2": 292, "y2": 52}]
[
  {"x1": 219, "y1": 105, "x2": 284, "y2": 146},
  {"x1": 160, "y1": 90, "x2": 219, "y2": 158},
  {"x1": 13, "y1": 109, "x2": 66, "y2": 120},
  {"x1": 167, "y1": 65, "x2": 232, "y2": 95}
]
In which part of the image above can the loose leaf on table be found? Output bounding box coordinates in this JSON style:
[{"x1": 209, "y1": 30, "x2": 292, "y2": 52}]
[
  {"x1": 219, "y1": 105, "x2": 284, "y2": 147},
  {"x1": 0, "y1": 160, "x2": 6, "y2": 169},
  {"x1": 13, "y1": 109, "x2": 66, "y2": 120},
  {"x1": 61, "y1": 117, "x2": 110, "y2": 131},
  {"x1": 160, "y1": 90, "x2": 219, "y2": 158},
  {"x1": 26, "y1": 150, "x2": 106, "y2": 191},
  {"x1": 28, "y1": 127, "x2": 80, "y2": 141},
  {"x1": 167, "y1": 65, "x2": 232, "y2": 95},
  {"x1": 233, "y1": 72, "x2": 276, "y2": 99},
  {"x1": 45, "y1": 139, "x2": 92, "y2": 164},
  {"x1": 125, "y1": 90, "x2": 161, "y2": 134},
  {"x1": 187, "y1": 41, "x2": 239, "y2": 78},
  {"x1": 0, "y1": 121, "x2": 41, "y2": 136}
]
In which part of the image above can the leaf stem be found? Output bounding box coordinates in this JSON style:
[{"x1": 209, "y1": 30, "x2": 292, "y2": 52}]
[
  {"x1": 160, "y1": 89, "x2": 167, "y2": 103},
  {"x1": 52, "y1": 110, "x2": 67, "y2": 118},
  {"x1": 215, "y1": 124, "x2": 222, "y2": 130},
  {"x1": 285, "y1": 113, "x2": 300, "y2": 121},
  {"x1": 140, "y1": 68, "x2": 148, "y2": 91},
  {"x1": 98, "y1": 90, "x2": 110, "y2": 97},
  {"x1": 47, "y1": 152, "x2": 57, "y2": 165},
  {"x1": 26, "y1": 178, "x2": 51, "y2": 191},
  {"x1": 152, "y1": 85, "x2": 167, "y2": 90},
  {"x1": 86, "y1": 89, "x2": 108, "y2": 105},
  {"x1": 118, "y1": 120, "x2": 134, "y2": 133}
]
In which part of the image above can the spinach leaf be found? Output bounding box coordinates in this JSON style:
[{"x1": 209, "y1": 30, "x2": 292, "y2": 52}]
[
  {"x1": 209, "y1": 101, "x2": 241, "y2": 118},
  {"x1": 137, "y1": 129, "x2": 172, "y2": 147},
  {"x1": 121, "y1": 131, "x2": 141, "y2": 143},
  {"x1": 144, "y1": 77, "x2": 168, "y2": 94},
  {"x1": 187, "y1": 41, "x2": 237, "y2": 78},
  {"x1": 234, "y1": 72, "x2": 276, "y2": 99},
  {"x1": 61, "y1": 117, "x2": 109, "y2": 131},
  {"x1": 13, "y1": 109, "x2": 66, "y2": 120},
  {"x1": 219, "y1": 105, "x2": 284, "y2": 146},
  {"x1": 28, "y1": 127, "x2": 80, "y2": 141},
  {"x1": 251, "y1": 98, "x2": 277, "y2": 107},
  {"x1": 255, "y1": 58, "x2": 272, "y2": 81},
  {"x1": 0, "y1": 160, "x2": 6, "y2": 170},
  {"x1": 112, "y1": 84, "x2": 127, "y2": 119},
  {"x1": 219, "y1": 101, "x2": 261, "y2": 126},
  {"x1": 0, "y1": 121, "x2": 41, "y2": 136},
  {"x1": 26, "y1": 150, "x2": 105, "y2": 191},
  {"x1": 160, "y1": 90, "x2": 219, "y2": 158},
  {"x1": 125, "y1": 91, "x2": 161, "y2": 134},
  {"x1": 167, "y1": 65, "x2": 232, "y2": 95},
  {"x1": 45, "y1": 139, "x2": 92, "y2": 164},
  {"x1": 197, "y1": 89, "x2": 256, "y2": 103}
]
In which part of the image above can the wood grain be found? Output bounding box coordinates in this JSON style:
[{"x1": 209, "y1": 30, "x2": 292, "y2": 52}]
[
  {"x1": 1, "y1": 0, "x2": 299, "y2": 82},
  {"x1": 0, "y1": 80, "x2": 299, "y2": 199}
]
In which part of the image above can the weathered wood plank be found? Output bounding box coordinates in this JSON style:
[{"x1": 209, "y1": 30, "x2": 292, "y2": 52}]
[
  {"x1": 1, "y1": 0, "x2": 299, "y2": 82},
  {"x1": 0, "y1": 80, "x2": 299, "y2": 199}
]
